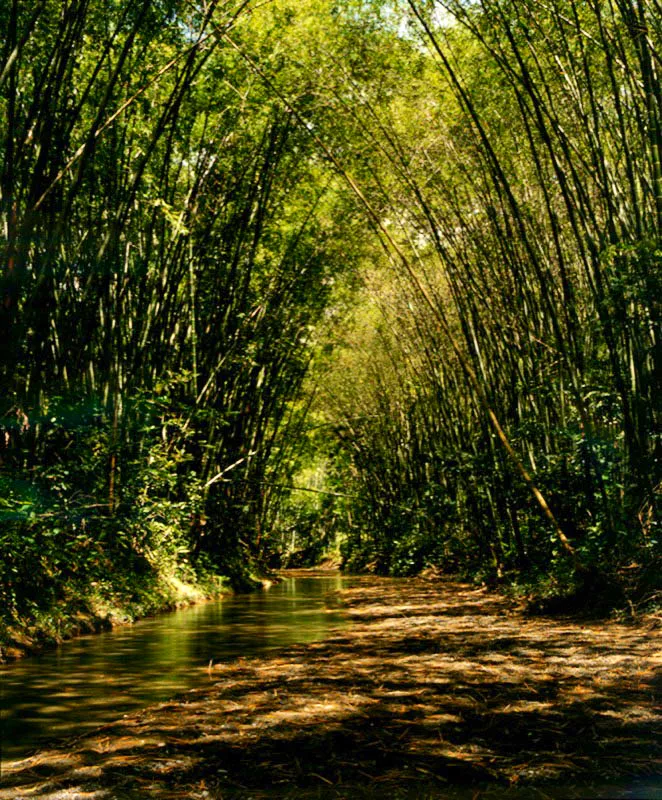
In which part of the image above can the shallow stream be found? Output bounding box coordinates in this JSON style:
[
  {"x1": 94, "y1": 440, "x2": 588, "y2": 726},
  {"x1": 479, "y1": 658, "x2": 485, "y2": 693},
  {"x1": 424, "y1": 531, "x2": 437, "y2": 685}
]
[{"x1": 0, "y1": 574, "x2": 351, "y2": 762}]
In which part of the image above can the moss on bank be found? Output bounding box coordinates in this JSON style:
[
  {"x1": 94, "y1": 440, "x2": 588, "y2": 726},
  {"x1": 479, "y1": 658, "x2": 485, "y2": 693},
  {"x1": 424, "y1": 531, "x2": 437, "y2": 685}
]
[{"x1": 0, "y1": 563, "x2": 231, "y2": 662}]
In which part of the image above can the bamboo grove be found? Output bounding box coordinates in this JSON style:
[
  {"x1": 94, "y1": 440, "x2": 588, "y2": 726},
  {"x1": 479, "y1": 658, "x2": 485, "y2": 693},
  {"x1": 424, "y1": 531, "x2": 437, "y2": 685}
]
[
  {"x1": 0, "y1": 0, "x2": 362, "y2": 621},
  {"x1": 316, "y1": 0, "x2": 660, "y2": 599},
  {"x1": 0, "y1": 0, "x2": 660, "y2": 628}
]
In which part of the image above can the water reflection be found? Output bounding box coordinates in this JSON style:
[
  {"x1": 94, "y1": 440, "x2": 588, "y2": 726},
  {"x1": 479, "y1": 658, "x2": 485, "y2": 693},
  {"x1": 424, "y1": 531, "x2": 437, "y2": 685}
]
[{"x1": 0, "y1": 575, "x2": 350, "y2": 761}]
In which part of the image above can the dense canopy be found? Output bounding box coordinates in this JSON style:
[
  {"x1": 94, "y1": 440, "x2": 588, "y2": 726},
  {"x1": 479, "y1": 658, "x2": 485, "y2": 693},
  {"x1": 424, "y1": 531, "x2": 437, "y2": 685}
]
[{"x1": 1, "y1": 0, "x2": 659, "y2": 642}]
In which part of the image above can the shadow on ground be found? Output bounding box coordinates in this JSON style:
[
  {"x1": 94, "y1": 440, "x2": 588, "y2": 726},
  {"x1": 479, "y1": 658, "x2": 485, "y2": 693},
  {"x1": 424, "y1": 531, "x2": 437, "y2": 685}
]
[{"x1": 1, "y1": 579, "x2": 660, "y2": 799}]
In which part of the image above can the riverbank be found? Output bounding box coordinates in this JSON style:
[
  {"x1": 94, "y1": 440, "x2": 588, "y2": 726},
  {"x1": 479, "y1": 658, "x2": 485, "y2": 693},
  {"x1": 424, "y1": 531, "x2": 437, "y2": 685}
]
[
  {"x1": 0, "y1": 567, "x2": 233, "y2": 663},
  {"x1": 2, "y1": 573, "x2": 660, "y2": 798},
  {"x1": 0, "y1": 561, "x2": 330, "y2": 663}
]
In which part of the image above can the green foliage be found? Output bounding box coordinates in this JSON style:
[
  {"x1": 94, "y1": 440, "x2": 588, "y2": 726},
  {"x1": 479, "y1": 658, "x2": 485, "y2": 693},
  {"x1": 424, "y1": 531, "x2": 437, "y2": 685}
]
[
  {"x1": 0, "y1": 0, "x2": 375, "y2": 635},
  {"x1": 304, "y1": 0, "x2": 661, "y2": 600},
  {"x1": 1, "y1": 0, "x2": 660, "y2": 633}
]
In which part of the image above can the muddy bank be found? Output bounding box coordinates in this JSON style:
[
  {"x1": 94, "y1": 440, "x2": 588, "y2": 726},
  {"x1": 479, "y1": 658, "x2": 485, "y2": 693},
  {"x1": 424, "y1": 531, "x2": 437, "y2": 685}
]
[{"x1": 1, "y1": 576, "x2": 660, "y2": 798}]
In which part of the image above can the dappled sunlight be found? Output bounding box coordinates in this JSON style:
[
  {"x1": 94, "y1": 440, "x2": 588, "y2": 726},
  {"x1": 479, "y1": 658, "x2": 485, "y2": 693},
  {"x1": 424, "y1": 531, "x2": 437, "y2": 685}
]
[{"x1": 1, "y1": 577, "x2": 659, "y2": 798}]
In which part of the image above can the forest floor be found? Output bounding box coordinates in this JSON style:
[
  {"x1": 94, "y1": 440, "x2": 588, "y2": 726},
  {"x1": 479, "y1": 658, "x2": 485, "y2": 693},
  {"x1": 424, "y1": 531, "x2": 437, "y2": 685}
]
[{"x1": 1, "y1": 571, "x2": 661, "y2": 799}]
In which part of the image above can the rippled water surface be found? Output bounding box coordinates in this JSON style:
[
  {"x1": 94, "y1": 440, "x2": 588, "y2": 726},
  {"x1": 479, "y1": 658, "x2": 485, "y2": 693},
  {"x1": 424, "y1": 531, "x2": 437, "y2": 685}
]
[{"x1": 0, "y1": 574, "x2": 351, "y2": 761}]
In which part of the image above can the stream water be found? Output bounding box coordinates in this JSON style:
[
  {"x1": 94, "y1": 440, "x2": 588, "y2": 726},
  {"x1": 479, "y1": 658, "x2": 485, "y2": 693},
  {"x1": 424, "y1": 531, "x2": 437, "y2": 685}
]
[{"x1": 0, "y1": 574, "x2": 351, "y2": 763}]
